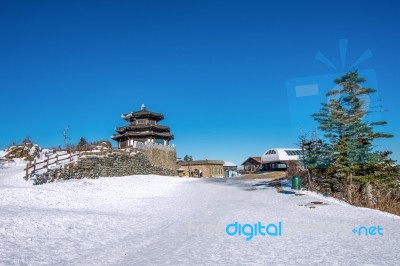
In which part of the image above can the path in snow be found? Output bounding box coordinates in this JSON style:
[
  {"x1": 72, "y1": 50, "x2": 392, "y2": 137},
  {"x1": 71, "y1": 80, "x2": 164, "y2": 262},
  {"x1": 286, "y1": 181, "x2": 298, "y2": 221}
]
[{"x1": 0, "y1": 165, "x2": 399, "y2": 265}]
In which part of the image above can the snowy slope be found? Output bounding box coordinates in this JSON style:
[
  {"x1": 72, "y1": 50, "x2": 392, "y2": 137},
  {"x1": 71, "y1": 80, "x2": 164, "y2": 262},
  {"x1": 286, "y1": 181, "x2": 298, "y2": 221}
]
[{"x1": 0, "y1": 165, "x2": 399, "y2": 265}]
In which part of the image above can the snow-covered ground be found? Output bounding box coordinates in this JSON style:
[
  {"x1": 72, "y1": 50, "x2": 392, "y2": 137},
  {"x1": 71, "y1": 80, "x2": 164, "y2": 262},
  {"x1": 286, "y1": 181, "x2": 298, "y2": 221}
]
[{"x1": 0, "y1": 162, "x2": 399, "y2": 265}]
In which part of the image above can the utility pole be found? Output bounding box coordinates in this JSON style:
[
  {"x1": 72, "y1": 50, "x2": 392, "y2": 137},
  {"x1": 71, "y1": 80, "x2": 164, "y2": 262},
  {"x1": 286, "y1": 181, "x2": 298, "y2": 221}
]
[{"x1": 63, "y1": 125, "x2": 70, "y2": 149}]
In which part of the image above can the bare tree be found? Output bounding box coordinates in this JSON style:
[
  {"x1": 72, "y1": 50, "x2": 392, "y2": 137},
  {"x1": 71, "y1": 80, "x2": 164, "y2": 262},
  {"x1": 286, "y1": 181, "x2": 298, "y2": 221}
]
[{"x1": 63, "y1": 125, "x2": 70, "y2": 149}]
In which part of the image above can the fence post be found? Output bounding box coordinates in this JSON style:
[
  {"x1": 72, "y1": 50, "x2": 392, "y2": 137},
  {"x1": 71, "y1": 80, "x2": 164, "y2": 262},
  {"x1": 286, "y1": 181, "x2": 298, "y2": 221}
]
[
  {"x1": 56, "y1": 154, "x2": 58, "y2": 164},
  {"x1": 33, "y1": 159, "x2": 36, "y2": 172},
  {"x1": 25, "y1": 163, "x2": 29, "y2": 180},
  {"x1": 46, "y1": 158, "x2": 49, "y2": 169},
  {"x1": 70, "y1": 151, "x2": 72, "y2": 162}
]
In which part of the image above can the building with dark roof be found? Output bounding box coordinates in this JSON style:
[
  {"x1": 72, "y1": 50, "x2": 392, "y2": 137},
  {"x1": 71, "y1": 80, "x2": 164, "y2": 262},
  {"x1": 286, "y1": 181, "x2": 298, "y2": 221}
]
[
  {"x1": 112, "y1": 104, "x2": 174, "y2": 149},
  {"x1": 241, "y1": 157, "x2": 262, "y2": 173}
]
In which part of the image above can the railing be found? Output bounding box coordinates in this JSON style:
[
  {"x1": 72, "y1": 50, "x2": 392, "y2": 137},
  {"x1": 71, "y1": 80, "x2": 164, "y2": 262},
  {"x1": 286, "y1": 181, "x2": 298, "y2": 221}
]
[
  {"x1": 24, "y1": 151, "x2": 80, "y2": 180},
  {"x1": 132, "y1": 141, "x2": 176, "y2": 152}
]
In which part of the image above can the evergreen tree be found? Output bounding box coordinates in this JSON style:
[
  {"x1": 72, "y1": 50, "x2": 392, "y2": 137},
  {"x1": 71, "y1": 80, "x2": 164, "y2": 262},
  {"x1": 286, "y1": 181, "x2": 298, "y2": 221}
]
[
  {"x1": 77, "y1": 137, "x2": 88, "y2": 150},
  {"x1": 183, "y1": 155, "x2": 193, "y2": 161},
  {"x1": 21, "y1": 136, "x2": 33, "y2": 145},
  {"x1": 310, "y1": 70, "x2": 394, "y2": 201},
  {"x1": 300, "y1": 132, "x2": 332, "y2": 170}
]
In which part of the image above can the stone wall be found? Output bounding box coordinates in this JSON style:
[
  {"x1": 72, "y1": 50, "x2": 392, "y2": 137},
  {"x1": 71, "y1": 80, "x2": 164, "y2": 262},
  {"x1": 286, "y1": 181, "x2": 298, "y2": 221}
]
[
  {"x1": 31, "y1": 150, "x2": 178, "y2": 184},
  {"x1": 138, "y1": 148, "x2": 177, "y2": 170},
  {"x1": 64, "y1": 151, "x2": 178, "y2": 179}
]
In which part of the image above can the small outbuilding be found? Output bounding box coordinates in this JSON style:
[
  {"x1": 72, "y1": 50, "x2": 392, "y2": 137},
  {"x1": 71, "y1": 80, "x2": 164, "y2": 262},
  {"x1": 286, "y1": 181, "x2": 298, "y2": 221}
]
[
  {"x1": 223, "y1": 161, "x2": 238, "y2": 177},
  {"x1": 178, "y1": 160, "x2": 224, "y2": 178}
]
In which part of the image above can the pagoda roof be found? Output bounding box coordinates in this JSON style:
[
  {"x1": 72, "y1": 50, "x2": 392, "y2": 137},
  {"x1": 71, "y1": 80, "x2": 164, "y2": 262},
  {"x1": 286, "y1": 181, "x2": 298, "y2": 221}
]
[
  {"x1": 115, "y1": 124, "x2": 170, "y2": 134},
  {"x1": 111, "y1": 131, "x2": 174, "y2": 141},
  {"x1": 122, "y1": 108, "x2": 164, "y2": 122}
]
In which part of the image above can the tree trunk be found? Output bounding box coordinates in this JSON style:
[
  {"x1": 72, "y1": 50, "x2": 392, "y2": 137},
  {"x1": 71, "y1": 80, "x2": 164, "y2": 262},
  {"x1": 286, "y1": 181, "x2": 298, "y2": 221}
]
[
  {"x1": 347, "y1": 172, "x2": 353, "y2": 204},
  {"x1": 306, "y1": 169, "x2": 312, "y2": 190},
  {"x1": 365, "y1": 183, "x2": 374, "y2": 207}
]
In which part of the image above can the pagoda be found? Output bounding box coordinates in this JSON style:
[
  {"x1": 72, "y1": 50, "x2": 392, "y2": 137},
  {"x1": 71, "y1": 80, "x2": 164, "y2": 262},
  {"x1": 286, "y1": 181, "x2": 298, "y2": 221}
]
[{"x1": 112, "y1": 104, "x2": 174, "y2": 149}]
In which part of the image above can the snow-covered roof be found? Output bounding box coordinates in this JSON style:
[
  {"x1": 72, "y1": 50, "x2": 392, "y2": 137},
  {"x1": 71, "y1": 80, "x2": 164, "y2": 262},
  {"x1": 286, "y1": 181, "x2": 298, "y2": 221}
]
[
  {"x1": 223, "y1": 161, "x2": 236, "y2": 167},
  {"x1": 261, "y1": 148, "x2": 302, "y2": 163}
]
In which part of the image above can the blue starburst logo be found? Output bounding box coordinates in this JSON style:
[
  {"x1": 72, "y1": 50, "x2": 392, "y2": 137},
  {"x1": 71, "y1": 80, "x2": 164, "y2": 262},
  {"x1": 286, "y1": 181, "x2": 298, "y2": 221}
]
[{"x1": 286, "y1": 39, "x2": 384, "y2": 162}]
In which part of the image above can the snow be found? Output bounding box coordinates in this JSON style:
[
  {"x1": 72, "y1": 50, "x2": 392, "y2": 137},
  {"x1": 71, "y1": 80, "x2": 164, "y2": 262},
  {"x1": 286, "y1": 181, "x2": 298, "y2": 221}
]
[
  {"x1": 223, "y1": 161, "x2": 236, "y2": 167},
  {"x1": 262, "y1": 148, "x2": 302, "y2": 163},
  {"x1": 0, "y1": 164, "x2": 399, "y2": 265},
  {"x1": 28, "y1": 144, "x2": 39, "y2": 156}
]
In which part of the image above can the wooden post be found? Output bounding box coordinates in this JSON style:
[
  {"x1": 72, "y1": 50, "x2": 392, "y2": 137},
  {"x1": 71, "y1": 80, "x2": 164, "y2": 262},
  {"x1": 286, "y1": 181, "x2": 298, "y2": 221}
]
[
  {"x1": 46, "y1": 158, "x2": 49, "y2": 169},
  {"x1": 70, "y1": 151, "x2": 72, "y2": 162},
  {"x1": 25, "y1": 163, "x2": 29, "y2": 180},
  {"x1": 56, "y1": 154, "x2": 58, "y2": 164},
  {"x1": 33, "y1": 159, "x2": 36, "y2": 172}
]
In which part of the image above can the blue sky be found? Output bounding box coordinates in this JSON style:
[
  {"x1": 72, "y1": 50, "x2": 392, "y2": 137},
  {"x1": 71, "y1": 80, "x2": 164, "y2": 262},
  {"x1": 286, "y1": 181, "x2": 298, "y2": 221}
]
[{"x1": 1, "y1": 0, "x2": 399, "y2": 166}]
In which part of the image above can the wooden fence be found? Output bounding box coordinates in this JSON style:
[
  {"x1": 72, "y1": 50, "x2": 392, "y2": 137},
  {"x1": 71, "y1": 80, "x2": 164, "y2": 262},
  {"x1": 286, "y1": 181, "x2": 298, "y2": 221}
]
[{"x1": 24, "y1": 151, "x2": 80, "y2": 180}]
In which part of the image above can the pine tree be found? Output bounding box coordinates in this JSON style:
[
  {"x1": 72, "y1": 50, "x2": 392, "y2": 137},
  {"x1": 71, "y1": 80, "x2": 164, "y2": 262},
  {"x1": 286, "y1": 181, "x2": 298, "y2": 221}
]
[
  {"x1": 300, "y1": 132, "x2": 332, "y2": 170},
  {"x1": 310, "y1": 70, "x2": 393, "y2": 202},
  {"x1": 77, "y1": 137, "x2": 88, "y2": 150},
  {"x1": 183, "y1": 155, "x2": 189, "y2": 161},
  {"x1": 21, "y1": 136, "x2": 33, "y2": 145},
  {"x1": 183, "y1": 155, "x2": 194, "y2": 161}
]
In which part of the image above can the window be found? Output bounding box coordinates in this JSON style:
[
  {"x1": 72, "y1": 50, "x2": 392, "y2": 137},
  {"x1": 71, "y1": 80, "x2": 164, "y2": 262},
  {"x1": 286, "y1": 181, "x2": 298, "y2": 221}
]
[
  {"x1": 155, "y1": 139, "x2": 164, "y2": 145},
  {"x1": 285, "y1": 150, "x2": 302, "y2": 156},
  {"x1": 136, "y1": 119, "x2": 148, "y2": 125},
  {"x1": 266, "y1": 150, "x2": 276, "y2": 155},
  {"x1": 270, "y1": 163, "x2": 287, "y2": 169},
  {"x1": 285, "y1": 150, "x2": 294, "y2": 155}
]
